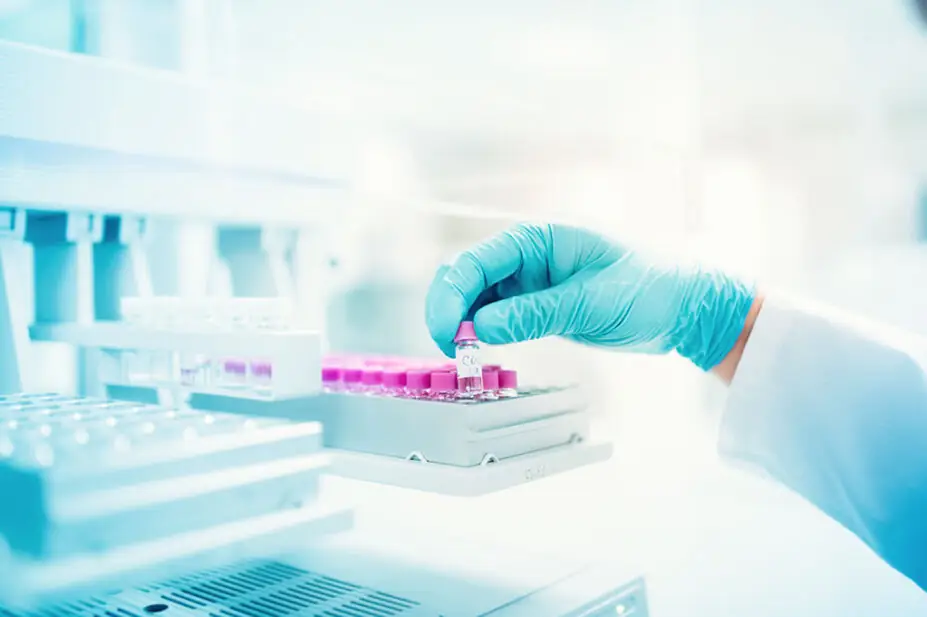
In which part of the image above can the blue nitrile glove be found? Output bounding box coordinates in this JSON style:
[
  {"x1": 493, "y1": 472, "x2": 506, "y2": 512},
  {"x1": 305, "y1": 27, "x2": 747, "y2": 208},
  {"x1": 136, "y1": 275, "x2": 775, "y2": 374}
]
[{"x1": 425, "y1": 223, "x2": 755, "y2": 371}]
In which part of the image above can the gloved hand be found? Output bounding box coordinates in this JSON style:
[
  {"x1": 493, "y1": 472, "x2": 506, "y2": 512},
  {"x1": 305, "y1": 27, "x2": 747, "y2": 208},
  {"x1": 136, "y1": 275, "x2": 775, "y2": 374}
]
[{"x1": 425, "y1": 223, "x2": 755, "y2": 371}]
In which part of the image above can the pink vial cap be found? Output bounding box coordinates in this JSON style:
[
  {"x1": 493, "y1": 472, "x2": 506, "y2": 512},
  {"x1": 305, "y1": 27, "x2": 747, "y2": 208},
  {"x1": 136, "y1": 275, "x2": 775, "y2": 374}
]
[
  {"x1": 342, "y1": 368, "x2": 363, "y2": 383},
  {"x1": 383, "y1": 370, "x2": 407, "y2": 388},
  {"x1": 224, "y1": 359, "x2": 247, "y2": 374},
  {"x1": 251, "y1": 362, "x2": 272, "y2": 377},
  {"x1": 361, "y1": 370, "x2": 383, "y2": 386},
  {"x1": 406, "y1": 370, "x2": 431, "y2": 390},
  {"x1": 498, "y1": 369, "x2": 518, "y2": 389},
  {"x1": 482, "y1": 369, "x2": 500, "y2": 390},
  {"x1": 453, "y1": 321, "x2": 478, "y2": 343},
  {"x1": 431, "y1": 371, "x2": 457, "y2": 391},
  {"x1": 321, "y1": 367, "x2": 340, "y2": 382},
  {"x1": 484, "y1": 364, "x2": 502, "y2": 371}
]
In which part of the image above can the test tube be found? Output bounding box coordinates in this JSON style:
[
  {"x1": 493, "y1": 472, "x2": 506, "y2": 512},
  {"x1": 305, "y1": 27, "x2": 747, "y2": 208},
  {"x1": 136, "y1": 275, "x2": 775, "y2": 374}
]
[
  {"x1": 250, "y1": 360, "x2": 273, "y2": 392},
  {"x1": 479, "y1": 368, "x2": 500, "y2": 401},
  {"x1": 454, "y1": 322, "x2": 483, "y2": 398},
  {"x1": 341, "y1": 368, "x2": 363, "y2": 393},
  {"x1": 497, "y1": 370, "x2": 518, "y2": 398},
  {"x1": 382, "y1": 369, "x2": 407, "y2": 396},
  {"x1": 221, "y1": 359, "x2": 248, "y2": 388},
  {"x1": 430, "y1": 372, "x2": 458, "y2": 402},
  {"x1": 361, "y1": 369, "x2": 384, "y2": 395},
  {"x1": 405, "y1": 370, "x2": 431, "y2": 399},
  {"x1": 322, "y1": 367, "x2": 341, "y2": 392}
]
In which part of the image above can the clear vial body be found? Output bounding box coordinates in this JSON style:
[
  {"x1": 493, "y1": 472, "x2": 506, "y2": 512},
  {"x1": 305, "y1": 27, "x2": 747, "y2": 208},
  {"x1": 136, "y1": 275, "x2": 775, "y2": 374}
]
[
  {"x1": 478, "y1": 369, "x2": 499, "y2": 401},
  {"x1": 455, "y1": 340, "x2": 483, "y2": 398},
  {"x1": 497, "y1": 369, "x2": 518, "y2": 398}
]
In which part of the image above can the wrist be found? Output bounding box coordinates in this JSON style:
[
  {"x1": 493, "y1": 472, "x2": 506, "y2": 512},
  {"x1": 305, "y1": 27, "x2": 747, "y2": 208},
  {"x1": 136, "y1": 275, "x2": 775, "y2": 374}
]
[
  {"x1": 675, "y1": 271, "x2": 756, "y2": 371},
  {"x1": 712, "y1": 293, "x2": 763, "y2": 384}
]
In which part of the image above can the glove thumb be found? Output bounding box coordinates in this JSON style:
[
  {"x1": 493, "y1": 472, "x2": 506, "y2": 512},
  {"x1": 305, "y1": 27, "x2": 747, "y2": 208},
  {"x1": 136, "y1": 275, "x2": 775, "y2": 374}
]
[{"x1": 472, "y1": 284, "x2": 582, "y2": 345}]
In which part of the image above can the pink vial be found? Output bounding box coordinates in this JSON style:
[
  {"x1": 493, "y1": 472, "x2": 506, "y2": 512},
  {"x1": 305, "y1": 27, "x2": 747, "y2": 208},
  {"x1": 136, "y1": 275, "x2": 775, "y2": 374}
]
[
  {"x1": 321, "y1": 367, "x2": 341, "y2": 392},
  {"x1": 361, "y1": 369, "x2": 384, "y2": 395},
  {"x1": 382, "y1": 369, "x2": 407, "y2": 396},
  {"x1": 453, "y1": 321, "x2": 483, "y2": 398},
  {"x1": 250, "y1": 361, "x2": 273, "y2": 388},
  {"x1": 479, "y1": 369, "x2": 499, "y2": 401},
  {"x1": 430, "y1": 371, "x2": 458, "y2": 402},
  {"x1": 341, "y1": 368, "x2": 363, "y2": 393},
  {"x1": 405, "y1": 370, "x2": 431, "y2": 399},
  {"x1": 222, "y1": 359, "x2": 248, "y2": 387},
  {"x1": 498, "y1": 369, "x2": 518, "y2": 398}
]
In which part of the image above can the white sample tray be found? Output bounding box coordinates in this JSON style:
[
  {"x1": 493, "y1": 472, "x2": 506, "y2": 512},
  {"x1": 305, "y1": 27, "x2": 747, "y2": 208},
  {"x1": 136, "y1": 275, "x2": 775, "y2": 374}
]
[
  {"x1": 329, "y1": 440, "x2": 614, "y2": 496},
  {"x1": 194, "y1": 386, "x2": 589, "y2": 466}
]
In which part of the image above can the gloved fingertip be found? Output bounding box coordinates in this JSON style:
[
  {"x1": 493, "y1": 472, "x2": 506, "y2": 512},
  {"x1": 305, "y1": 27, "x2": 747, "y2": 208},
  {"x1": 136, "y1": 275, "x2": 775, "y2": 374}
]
[
  {"x1": 425, "y1": 266, "x2": 470, "y2": 355},
  {"x1": 473, "y1": 304, "x2": 515, "y2": 345},
  {"x1": 438, "y1": 341, "x2": 456, "y2": 358}
]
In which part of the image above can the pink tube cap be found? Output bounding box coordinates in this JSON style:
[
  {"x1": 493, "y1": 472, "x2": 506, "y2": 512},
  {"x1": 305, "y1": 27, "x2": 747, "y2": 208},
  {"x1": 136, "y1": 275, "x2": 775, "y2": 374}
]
[
  {"x1": 406, "y1": 370, "x2": 431, "y2": 390},
  {"x1": 498, "y1": 369, "x2": 518, "y2": 389},
  {"x1": 431, "y1": 371, "x2": 457, "y2": 391},
  {"x1": 482, "y1": 369, "x2": 499, "y2": 390},
  {"x1": 361, "y1": 370, "x2": 383, "y2": 386},
  {"x1": 383, "y1": 369, "x2": 407, "y2": 388},
  {"x1": 453, "y1": 321, "x2": 478, "y2": 343},
  {"x1": 250, "y1": 362, "x2": 272, "y2": 377},
  {"x1": 321, "y1": 367, "x2": 340, "y2": 382},
  {"x1": 342, "y1": 368, "x2": 363, "y2": 384},
  {"x1": 224, "y1": 359, "x2": 247, "y2": 374}
]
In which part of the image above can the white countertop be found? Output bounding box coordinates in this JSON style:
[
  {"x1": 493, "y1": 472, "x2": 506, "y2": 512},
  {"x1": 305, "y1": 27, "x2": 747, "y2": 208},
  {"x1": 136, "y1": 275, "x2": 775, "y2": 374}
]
[{"x1": 325, "y1": 440, "x2": 927, "y2": 616}]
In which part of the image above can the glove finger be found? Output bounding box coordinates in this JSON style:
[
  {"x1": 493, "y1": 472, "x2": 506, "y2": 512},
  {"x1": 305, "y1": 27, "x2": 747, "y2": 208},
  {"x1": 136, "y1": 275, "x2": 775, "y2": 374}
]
[
  {"x1": 425, "y1": 265, "x2": 465, "y2": 357},
  {"x1": 444, "y1": 229, "x2": 528, "y2": 308},
  {"x1": 425, "y1": 227, "x2": 535, "y2": 355},
  {"x1": 473, "y1": 283, "x2": 583, "y2": 345}
]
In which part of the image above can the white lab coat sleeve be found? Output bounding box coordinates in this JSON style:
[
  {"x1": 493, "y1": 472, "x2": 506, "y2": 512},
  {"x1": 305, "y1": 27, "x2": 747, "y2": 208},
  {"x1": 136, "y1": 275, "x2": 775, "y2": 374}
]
[{"x1": 720, "y1": 294, "x2": 927, "y2": 590}]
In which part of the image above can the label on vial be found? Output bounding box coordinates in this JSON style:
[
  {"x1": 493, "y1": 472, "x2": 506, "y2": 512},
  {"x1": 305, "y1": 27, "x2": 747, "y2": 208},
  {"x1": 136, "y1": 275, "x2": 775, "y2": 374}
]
[{"x1": 456, "y1": 348, "x2": 481, "y2": 378}]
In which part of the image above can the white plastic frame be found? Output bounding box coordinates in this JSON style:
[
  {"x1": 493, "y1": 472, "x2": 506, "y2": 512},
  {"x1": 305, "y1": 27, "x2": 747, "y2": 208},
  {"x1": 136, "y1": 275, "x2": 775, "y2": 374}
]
[{"x1": 29, "y1": 321, "x2": 322, "y2": 400}]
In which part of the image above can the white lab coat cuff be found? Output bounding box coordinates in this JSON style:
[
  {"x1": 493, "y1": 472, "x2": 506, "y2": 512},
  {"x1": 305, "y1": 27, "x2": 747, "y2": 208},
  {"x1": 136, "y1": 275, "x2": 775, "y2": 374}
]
[{"x1": 718, "y1": 294, "x2": 796, "y2": 466}]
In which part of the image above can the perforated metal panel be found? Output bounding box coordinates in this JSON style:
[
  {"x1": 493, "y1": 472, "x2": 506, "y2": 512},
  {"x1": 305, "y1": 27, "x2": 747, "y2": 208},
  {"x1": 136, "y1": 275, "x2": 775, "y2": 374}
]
[
  {"x1": 0, "y1": 597, "x2": 141, "y2": 617},
  {"x1": 145, "y1": 560, "x2": 422, "y2": 616},
  {"x1": 3, "y1": 561, "x2": 425, "y2": 617}
]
